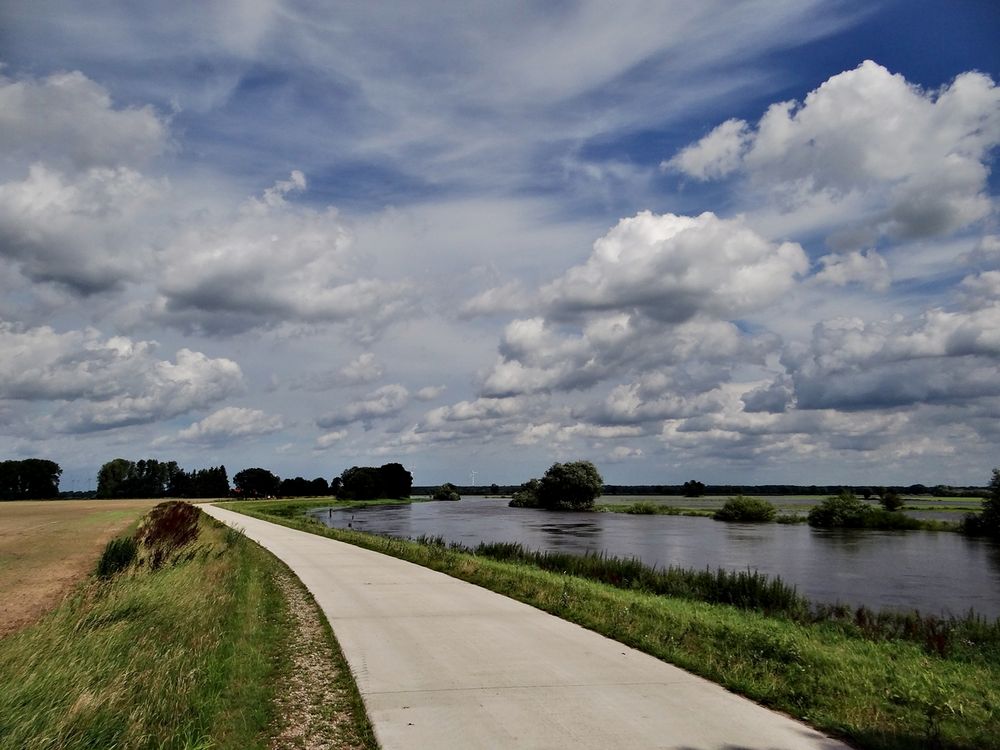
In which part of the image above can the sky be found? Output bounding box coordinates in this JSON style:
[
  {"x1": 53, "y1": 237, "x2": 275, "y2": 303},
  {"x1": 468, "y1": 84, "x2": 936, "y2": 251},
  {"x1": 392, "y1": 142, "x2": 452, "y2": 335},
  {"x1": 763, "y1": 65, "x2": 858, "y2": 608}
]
[{"x1": 1, "y1": 1, "x2": 999, "y2": 490}]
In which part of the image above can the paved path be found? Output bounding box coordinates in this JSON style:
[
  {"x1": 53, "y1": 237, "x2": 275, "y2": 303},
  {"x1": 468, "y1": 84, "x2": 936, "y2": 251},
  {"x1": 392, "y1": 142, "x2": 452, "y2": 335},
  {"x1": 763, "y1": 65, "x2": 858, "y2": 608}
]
[{"x1": 204, "y1": 505, "x2": 851, "y2": 750}]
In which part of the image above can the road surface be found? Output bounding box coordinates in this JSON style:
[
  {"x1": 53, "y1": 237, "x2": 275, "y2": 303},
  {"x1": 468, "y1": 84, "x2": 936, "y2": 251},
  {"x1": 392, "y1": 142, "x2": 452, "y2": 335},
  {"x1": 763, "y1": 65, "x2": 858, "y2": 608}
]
[{"x1": 203, "y1": 504, "x2": 851, "y2": 750}]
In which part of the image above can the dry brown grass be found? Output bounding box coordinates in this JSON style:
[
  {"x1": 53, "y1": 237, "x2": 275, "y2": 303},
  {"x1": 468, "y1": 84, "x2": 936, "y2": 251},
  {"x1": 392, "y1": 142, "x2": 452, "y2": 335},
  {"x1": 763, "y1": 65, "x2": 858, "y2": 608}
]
[{"x1": 0, "y1": 499, "x2": 159, "y2": 637}]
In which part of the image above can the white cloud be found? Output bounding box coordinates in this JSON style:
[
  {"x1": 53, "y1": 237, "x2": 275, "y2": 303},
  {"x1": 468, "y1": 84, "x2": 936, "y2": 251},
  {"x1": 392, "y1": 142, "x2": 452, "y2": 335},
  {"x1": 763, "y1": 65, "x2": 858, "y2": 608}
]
[
  {"x1": 415, "y1": 385, "x2": 446, "y2": 401},
  {"x1": 813, "y1": 249, "x2": 890, "y2": 291},
  {"x1": 664, "y1": 118, "x2": 749, "y2": 180},
  {"x1": 0, "y1": 322, "x2": 243, "y2": 433},
  {"x1": 668, "y1": 61, "x2": 1000, "y2": 242},
  {"x1": 0, "y1": 70, "x2": 168, "y2": 171},
  {"x1": 0, "y1": 164, "x2": 163, "y2": 293},
  {"x1": 314, "y1": 430, "x2": 348, "y2": 450},
  {"x1": 173, "y1": 406, "x2": 284, "y2": 444},
  {"x1": 317, "y1": 384, "x2": 410, "y2": 427},
  {"x1": 153, "y1": 173, "x2": 413, "y2": 336},
  {"x1": 339, "y1": 352, "x2": 384, "y2": 385},
  {"x1": 541, "y1": 211, "x2": 808, "y2": 322}
]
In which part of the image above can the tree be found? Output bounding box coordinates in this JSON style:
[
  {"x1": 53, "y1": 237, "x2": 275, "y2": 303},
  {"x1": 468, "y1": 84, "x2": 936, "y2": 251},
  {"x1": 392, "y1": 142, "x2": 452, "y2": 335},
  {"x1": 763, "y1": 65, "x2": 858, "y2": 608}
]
[
  {"x1": 537, "y1": 460, "x2": 604, "y2": 511},
  {"x1": 963, "y1": 468, "x2": 1000, "y2": 536},
  {"x1": 338, "y1": 463, "x2": 413, "y2": 500},
  {"x1": 432, "y1": 482, "x2": 461, "y2": 501},
  {"x1": 0, "y1": 459, "x2": 62, "y2": 499},
  {"x1": 682, "y1": 480, "x2": 706, "y2": 497},
  {"x1": 96, "y1": 458, "x2": 133, "y2": 499},
  {"x1": 878, "y1": 489, "x2": 904, "y2": 512},
  {"x1": 233, "y1": 468, "x2": 281, "y2": 498},
  {"x1": 379, "y1": 463, "x2": 412, "y2": 499},
  {"x1": 339, "y1": 466, "x2": 383, "y2": 500}
]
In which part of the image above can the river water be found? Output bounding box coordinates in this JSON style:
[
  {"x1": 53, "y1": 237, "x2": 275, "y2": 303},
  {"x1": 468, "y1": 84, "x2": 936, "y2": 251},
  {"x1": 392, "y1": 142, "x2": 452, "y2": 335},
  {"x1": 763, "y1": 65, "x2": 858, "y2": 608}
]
[{"x1": 310, "y1": 497, "x2": 1000, "y2": 619}]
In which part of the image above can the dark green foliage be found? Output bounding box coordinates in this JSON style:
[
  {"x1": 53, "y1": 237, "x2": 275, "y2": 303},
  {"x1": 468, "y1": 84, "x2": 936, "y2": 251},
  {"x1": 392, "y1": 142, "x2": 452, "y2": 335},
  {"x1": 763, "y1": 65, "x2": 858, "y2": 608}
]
[
  {"x1": 808, "y1": 492, "x2": 923, "y2": 529},
  {"x1": 536, "y1": 460, "x2": 604, "y2": 510},
  {"x1": 96, "y1": 458, "x2": 195, "y2": 499},
  {"x1": 713, "y1": 496, "x2": 777, "y2": 522},
  {"x1": 431, "y1": 483, "x2": 461, "y2": 501},
  {"x1": 878, "y1": 489, "x2": 904, "y2": 512},
  {"x1": 682, "y1": 479, "x2": 706, "y2": 497},
  {"x1": 278, "y1": 476, "x2": 330, "y2": 497},
  {"x1": 508, "y1": 478, "x2": 541, "y2": 508},
  {"x1": 808, "y1": 492, "x2": 872, "y2": 527},
  {"x1": 95, "y1": 536, "x2": 139, "y2": 578},
  {"x1": 338, "y1": 463, "x2": 413, "y2": 500},
  {"x1": 233, "y1": 467, "x2": 281, "y2": 498},
  {"x1": 962, "y1": 468, "x2": 1000, "y2": 537},
  {"x1": 168, "y1": 465, "x2": 230, "y2": 498},
  {"x1": 0, "y1": 458, "x2": 62, "y2": 499}
]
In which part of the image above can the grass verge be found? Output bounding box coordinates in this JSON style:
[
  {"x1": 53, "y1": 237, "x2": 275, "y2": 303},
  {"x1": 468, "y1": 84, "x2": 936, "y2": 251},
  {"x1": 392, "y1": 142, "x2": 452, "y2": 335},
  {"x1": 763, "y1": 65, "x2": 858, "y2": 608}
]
[
  {"x1": 0, "y1": 504, "x2": 376, "y2": 750},
  {"x1": 229, "y1": 500, "x2": 999, "y2": 750}
]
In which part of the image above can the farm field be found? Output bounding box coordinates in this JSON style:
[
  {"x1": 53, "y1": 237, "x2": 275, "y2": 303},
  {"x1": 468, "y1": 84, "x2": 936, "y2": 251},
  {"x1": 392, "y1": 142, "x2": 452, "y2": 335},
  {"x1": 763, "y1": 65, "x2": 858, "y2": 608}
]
[{"x1": 0, "y1": 499, "x2": 159, "y2": 637}]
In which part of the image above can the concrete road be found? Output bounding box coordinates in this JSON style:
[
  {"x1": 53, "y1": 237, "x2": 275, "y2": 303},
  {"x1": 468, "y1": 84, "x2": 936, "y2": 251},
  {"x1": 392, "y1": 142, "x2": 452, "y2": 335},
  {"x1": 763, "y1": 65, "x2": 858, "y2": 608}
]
[{"x1": 203, "y1": 505, "x2": 852, "y2": 750}]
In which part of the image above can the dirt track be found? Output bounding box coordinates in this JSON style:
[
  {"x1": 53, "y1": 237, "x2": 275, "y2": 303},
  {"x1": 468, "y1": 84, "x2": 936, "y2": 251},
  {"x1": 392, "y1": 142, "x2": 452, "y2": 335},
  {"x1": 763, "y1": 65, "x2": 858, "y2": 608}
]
[{"x1": 0, "y1": 499, "x2": 159, "y2": 637}]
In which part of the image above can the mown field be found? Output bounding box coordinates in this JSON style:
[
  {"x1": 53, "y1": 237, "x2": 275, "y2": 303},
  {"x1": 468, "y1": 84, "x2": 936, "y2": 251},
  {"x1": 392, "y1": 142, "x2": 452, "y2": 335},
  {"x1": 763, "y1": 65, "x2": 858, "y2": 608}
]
[
  {"x1": 0, "y1": 501, "x2": 375, "y2": 750},
  {"x1": 0, "y1": 499, "x2": 160, "y2": 637}
]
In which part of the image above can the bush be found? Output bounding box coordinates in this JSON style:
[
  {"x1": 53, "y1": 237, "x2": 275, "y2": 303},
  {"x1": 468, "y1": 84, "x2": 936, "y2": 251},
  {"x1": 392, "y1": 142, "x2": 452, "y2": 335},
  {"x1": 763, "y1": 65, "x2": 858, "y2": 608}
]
[
  {"x1": 95, "y1": 536, "x2": 138, "y2": 578},
  {"x1": 713, "y1": 496, "x2": 776, "y2": 523},
  {"x1": 878, "y1": 490, "x2": 904, "y2": 511},
  {"x1": 508, "y1": 479, "x2": 541, "y2": 508},
  {"x1": 622, "y1": 501, "x2": 659, "y2": 515},
  {"x1": 135, "y1": 501, "x2": 201, "y2": 568},
  {"x1": 807, "y1": 492, "x2": 870, "y2": 527},
  {"x1": 431, "y1": 482, "x2": 461, "y2": 501}
]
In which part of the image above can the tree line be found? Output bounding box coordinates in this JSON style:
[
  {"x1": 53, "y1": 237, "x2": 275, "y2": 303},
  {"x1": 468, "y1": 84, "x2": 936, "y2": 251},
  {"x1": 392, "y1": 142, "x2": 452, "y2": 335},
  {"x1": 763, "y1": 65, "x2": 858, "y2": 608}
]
[{"x1": 0, "y1": 459, "x2": 62, "y2": 500}]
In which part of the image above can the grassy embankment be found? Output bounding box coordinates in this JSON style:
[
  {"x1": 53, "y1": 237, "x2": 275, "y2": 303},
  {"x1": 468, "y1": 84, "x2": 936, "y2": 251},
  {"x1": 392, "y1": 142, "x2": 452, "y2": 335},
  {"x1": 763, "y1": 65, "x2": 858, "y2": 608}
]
[
  {"x1": 0, "y1": 503, "x2": 375, "y2": 750},
  {"x1": 226, "y1": 498, "x2": 999, "y2": 750}
]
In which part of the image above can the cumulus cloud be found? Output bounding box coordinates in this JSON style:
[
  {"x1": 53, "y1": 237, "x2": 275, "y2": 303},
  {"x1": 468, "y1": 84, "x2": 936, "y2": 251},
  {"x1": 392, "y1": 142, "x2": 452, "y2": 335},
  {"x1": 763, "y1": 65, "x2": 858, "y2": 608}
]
[
  {"x1": 153, "y1": 173, "x2": 412, "y2": 336},
  {"x1": 317, "y1": 384, "x2": 409, "y2": 427},
  {"x1": 459, "y1": 281, "x2": 535, "y2": 318},
  {"x1": 541, "y1": 211, "x2": 808, "y2": 321},
  {"x1": 782, "y1": 308, "x2": 1000, "y2": 410},
  {"x1": 171, "y1": 406, "x2": 284, "y2": 444},
  {"x1": 0, "y1": 322, "x2": 243, "y2": 432},
  {"x1": 415, "y1": 385, "x2": 446, "y2": 401},
  {"x1": 338, "y1": 352, "x2": 384, "y2": 385},
  {"x1": 314, "y1": 430, "x2": 348, "y2": 450},
  {"x1": 813, "y1": 249, "x2": 890, "y2": 291},
  {"x1": 0, "y1": 70, "x2": 168, "y2": 171},
  {"x1": 0, "y1": 164, "x2": 163, "y2": 293},
  {"x1": 667, "y1": 61, "x2": 1000, "y2": 241}
]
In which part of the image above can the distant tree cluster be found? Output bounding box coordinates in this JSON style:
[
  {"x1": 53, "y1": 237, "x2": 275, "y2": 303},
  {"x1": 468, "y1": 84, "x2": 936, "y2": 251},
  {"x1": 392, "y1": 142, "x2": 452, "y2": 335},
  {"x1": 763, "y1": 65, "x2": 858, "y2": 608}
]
[
  {"x1": 278, "y1": 476, "x2": 330, "y2": 497},
  {"x1": 338, "y1": 463, "x2": 412, "y2": 500},
  {"x1": 431, "y1": 482, "x2": 461, "y2": 501},
  {"x1": 508, "y1": 461, "x2": 604, "y2": 511},
  {"x1": 97, "y1": 459, "x2": 229, "y2": 499},
  {"x1": 0, "y1": 459, "x2": 62, "y2": 500}
]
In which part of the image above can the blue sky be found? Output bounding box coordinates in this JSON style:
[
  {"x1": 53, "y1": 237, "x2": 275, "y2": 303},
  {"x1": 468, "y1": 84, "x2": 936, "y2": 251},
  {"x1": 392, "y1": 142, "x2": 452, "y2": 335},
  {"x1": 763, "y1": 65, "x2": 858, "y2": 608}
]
[{"x1": 0, "y1": 1, "x2": 998, "y2": 489}]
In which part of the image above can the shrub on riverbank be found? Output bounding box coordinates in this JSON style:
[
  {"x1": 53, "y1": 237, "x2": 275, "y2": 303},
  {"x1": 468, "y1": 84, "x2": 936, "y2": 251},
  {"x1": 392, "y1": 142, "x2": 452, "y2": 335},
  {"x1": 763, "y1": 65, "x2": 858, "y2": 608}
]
[
  {"x1": 808, "y1": 492, "x2": 923, "y2": 530},
  {"x1": 713, "y1": 496, "x2": 777, "y2": 522},
  {"x1": 962, "y1": 468, "x2": 1000, "y2": 537},
  {"x1": 431, "y1": 482, "x2": 461, "y2": 501}
]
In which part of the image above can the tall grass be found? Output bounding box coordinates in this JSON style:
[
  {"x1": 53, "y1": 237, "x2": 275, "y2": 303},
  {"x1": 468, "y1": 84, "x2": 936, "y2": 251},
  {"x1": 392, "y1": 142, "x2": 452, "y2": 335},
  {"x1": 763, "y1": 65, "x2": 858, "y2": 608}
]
[{"x1": 0, "y1": 512, "x2": 285, "y2": 750}]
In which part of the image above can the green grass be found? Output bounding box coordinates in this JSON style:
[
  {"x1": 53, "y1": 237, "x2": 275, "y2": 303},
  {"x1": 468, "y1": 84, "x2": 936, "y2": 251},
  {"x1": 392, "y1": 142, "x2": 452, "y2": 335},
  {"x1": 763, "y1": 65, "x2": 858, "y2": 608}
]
[
  {"x1": 231, "y1": 502, "x2": 1000, "y2": 750},
  {"x1": 0, "y1": 508, "x2": 375, "y2": 750}
]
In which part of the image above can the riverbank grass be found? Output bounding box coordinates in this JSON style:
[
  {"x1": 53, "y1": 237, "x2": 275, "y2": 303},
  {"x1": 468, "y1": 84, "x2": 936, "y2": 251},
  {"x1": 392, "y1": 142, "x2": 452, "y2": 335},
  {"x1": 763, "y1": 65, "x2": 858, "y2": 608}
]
[
  {"x1": 0, "y1": 506, "x2": 375, "y2": 750},
  {"x1": 230, "y1": 502, "x2": 999, "y2": 750}
]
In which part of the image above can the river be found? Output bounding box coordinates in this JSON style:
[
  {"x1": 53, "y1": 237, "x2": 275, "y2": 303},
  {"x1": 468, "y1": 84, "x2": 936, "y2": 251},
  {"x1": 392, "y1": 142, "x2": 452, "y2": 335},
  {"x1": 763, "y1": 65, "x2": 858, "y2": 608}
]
[{"x1": 309, "y1": 497, "x2": 1000, "y2": 618}]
